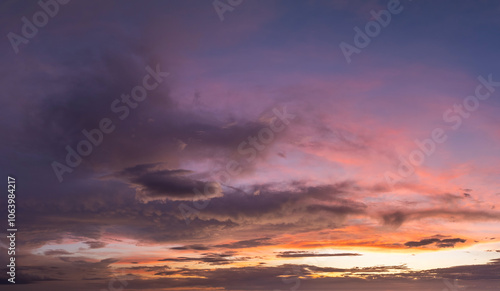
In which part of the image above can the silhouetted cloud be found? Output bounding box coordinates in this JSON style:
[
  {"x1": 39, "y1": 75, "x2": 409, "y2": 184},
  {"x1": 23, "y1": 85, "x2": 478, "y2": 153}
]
[
  {"x1": 276, "y1": 251, "x2": 362, "y2": 258},
  {"x1": 170, "y1": 244, "x2": 211, "y2": 251},
  {"x1": 84, "y1": 241, "x2": 107, "y2": 249},
  {"x1": 215, "y1": 237, "x2": 273, "y2": 249},
  {"x1": 158, "y1": 252, "x2": 249, "y2": 265},
  {"x1": 405, "y1": 237, "x2": 466, "y2": 248},
  {"x1": 113, "y1": 163, "x2": 222, "y2": 201}
]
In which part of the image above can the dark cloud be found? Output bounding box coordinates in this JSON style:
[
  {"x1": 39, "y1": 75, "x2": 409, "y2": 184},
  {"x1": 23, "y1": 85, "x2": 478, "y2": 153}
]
[
  {"x1": 170, "y1": 244, "x2": 211, "y2": 251},
  {"x1": 192, "y1": 181, "x2": 367, "y2": 225},
  {"x1": 158, "y1": 251, "x2": 248, "y2": 265},
  {"x1": 436, "y1": 193, "x2": 465, "y2": 203},
  {"x1": 124, "y1": 265, "x2": 171, "y2": 272},
  {"x1": 153, "y1": 270, "x2": 179, "y2": 276},
  {"x1": 84, "y1": 241, "x2": 107, "y2": 249},
  {"x1": 215, "y1": 237, "x2": 273, "y2": 249},
  {"x1": 0, "y1": 251, "x2": 121, "y2": 285},
  {"x1": 380, "y1": 208, "x2": 500, "y2": 228},
  {"x1": 96, "y1": 261, "x2": 499, "y2": 290},
  {"x1": 405, "y1": 237, "x2": 466, "y2": 248},
  {"x1": 113, "y1": 163, "x2": 222, "y2": 201},
  {"x1": 171, "y1": 238, "x2": 275, "y2": 251},
  {"x1": 307, "y1": 264, "x2": 408, "y2": 273},
  {"x1": 404, "y1": 238, "x2": 441, "y2": 247},
  {"x1": 420, "y1": 258, "x2": 500, "y2": 280},
  {"x1": 381, "y1": 211, "x2": 407, "y2": 228},
  {"x1": 276, "y1": 251, "x2": 362, "y2": 258},
  {"x1": 436, "y1": 238, "x2": 467, "y2": 248},
  {"x1": 414, "y1": 209, "x2": 500, "y2": 222}
]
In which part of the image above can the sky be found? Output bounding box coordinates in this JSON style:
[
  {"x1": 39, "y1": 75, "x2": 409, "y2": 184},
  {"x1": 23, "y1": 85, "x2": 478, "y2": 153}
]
[{"x1": 1, "y1": 0, "x2": 500, "y2": 290}]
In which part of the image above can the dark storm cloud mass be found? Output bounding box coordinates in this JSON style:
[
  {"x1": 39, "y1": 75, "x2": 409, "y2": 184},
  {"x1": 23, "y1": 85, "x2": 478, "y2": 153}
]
[
  {"x1": 15, "y1": 51, "x2": 273, "y2": 176},
  {"x1": 0, "y1": 3, "x2": 280, "y2": 187},
  {"x1": 0, "y1": 20, "x2": 317, "y2": 253},
  {"x1": 18, "y1": 53, "x2": 172, "y2": 159}
]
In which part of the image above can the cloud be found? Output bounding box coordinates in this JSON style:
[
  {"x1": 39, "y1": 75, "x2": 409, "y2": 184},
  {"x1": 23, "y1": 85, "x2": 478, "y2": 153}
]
[
  {"x1": 404, "y1": 237, "x2": 466, "y2": 248},
  {"x1": 170, "y1": 244, "x2": 211, "y2": 251},
  {"x1": 158, "y1": 251, "x2": 248, "y2": 265},
  {"x1": 420, "y1": 258, "x2": 500, "y2": 280},
  {"x1": 436, "y1": 238, "x2": 467, "y2": 248},
  {"x1": 381, "y1": 211, "x2": 407, "y2": 228},
  {"x1": 171, "y1": 238, "x2": 275, "y2": 251},
  {"x1": 190, "y1": 181, "x2": 367, "y2": 226},
  {"x1": 276, "y1": 251, "x2": 362, "y2": 258},
  {"x1": 43, "y1": 249, "x2": 72, "y2": 256},
  {"x1": 84, "y1": 241, "x2": 107, "y2": 249},
  {"x1": 99, "y1": 261, "x2": 496, "y2": 291},
  {"x1": 379, "y1": 208, "x2": 500, "y2": 229},
  {"x1": 113, "y1": 163, "x2": 222, "y2": 201},
  {"x1": 215, "y1": 237, "x2": 273, "y2": 249},
  {"x1": 0, "y1": 252, "x2": 121, "y2": 285}
]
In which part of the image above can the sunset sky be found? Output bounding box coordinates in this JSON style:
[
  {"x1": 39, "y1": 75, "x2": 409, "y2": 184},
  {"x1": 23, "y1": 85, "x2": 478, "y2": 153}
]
[{"x1": 1, "y1": 0, "x2": 500, "y2": 290}]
